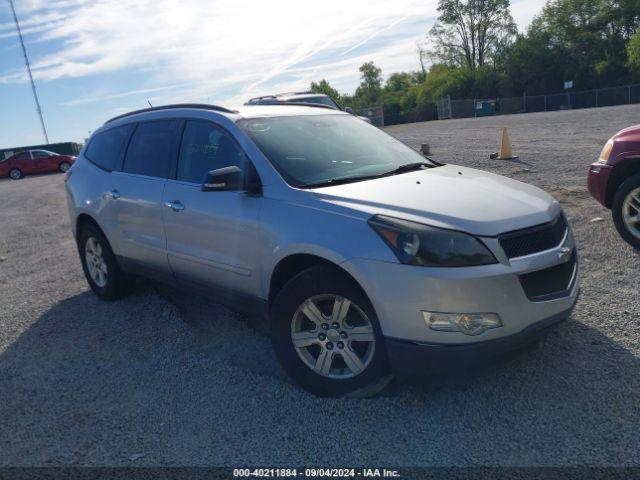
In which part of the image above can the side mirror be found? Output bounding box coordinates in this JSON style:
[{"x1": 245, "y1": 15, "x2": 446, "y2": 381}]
[
  {"x1": 345, "y1": 107, "x2": 354, "y2": 114},
  {"x1": 202, "y1": 166, "x2": 243, "y2": 192}
]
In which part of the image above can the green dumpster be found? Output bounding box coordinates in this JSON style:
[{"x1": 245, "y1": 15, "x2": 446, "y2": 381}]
[{"x1": 475, "y1": 100, "x2": 496, "y2": 117}]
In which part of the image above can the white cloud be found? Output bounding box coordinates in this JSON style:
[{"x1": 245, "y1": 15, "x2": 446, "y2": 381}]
[
  {"x1": 2, "y1": 0, "x2": 435, "y2": 97},
  {"x1": 511, "y1": 0, "x2": 544, "y2": 32},
  {"x1": 2, "y1": 0, "x2": 546, "y2": 108}
]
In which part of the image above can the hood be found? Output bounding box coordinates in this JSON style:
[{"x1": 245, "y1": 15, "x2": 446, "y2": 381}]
[
  {"x1": 311, "y1": 165, "x2": 560, "y2": 237},
  {"x1": 615, "y1": 124, "x2": 640, "y2": 136},
  {"x1": 614, "y1": 124, "x2": 640, "y2": 143}
]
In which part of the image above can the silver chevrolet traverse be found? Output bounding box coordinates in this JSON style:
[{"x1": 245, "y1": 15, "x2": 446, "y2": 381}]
[{"x1": 66, "y1": 103, "x2": 579, "y2": 396}]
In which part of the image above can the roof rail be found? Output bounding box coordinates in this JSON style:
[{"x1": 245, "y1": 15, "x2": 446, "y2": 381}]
[
  {"x1": 105, "y1": 103, "x2": 237, "y2": 124},
  {"x1": 242, "y1": 101, "x2": 338, "y2": 111},
  {"x1": 247, "y1": 91, "x2": 320, "y2": 103},
  {"x1": 246, "y1": 95, "x2": 279, "y2": 103},
  {"x1": 276, "y1": 91, "x2": 314, "y2": 96}
]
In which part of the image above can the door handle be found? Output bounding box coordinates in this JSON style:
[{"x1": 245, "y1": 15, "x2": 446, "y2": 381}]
[
  {"x1": 106, "y1": 189, "x2": 121, "y2": 200},
  {"x1": 164, "y1": 200, "x2": 185, "y2": 212}
]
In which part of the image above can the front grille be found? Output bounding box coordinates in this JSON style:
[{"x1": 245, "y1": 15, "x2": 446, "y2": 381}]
[
  {"x1": 499, "y1": 214, "x2": 568, "y2": 259},
  {"x1": 519, "y1": 250, "x2": 577, "y2": 301}
]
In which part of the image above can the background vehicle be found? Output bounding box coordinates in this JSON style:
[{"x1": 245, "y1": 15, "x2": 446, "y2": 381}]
[
  {"x1": 245, "y1": 92, "x2": 372, "y2": 123},
  {"x1": 0, "y1": 149, "x2": 76, "y2": 180},
  {"x1": 588, "y1": 125, "x2": 640, "y2": 248},
  {"x1": 67, "y1": 104, "x2": 578, "y2": 397}
]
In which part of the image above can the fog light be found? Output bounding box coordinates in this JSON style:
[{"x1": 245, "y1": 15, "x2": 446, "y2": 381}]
[{"x1": 423, "y1": 312, "x2": 502, "y2": 336}]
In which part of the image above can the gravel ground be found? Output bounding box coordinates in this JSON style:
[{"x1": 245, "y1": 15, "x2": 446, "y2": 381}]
[{"x1": 1, "y1": 105, "x2": 639, "y2": 467}]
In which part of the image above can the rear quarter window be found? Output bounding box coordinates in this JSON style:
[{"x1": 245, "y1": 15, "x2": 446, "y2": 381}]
[{"x1": 85, "y1": 124, "x2": 134, "y2": 171}]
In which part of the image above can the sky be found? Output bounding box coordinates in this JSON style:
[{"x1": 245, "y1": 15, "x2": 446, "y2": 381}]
[{"x1": 0, "y1": 0, "x2": 546, "y2": 147}]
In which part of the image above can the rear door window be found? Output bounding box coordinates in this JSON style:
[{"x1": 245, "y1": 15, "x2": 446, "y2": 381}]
[
  {"x1": 85, "y1": 124, "x2": 134, "y2": 171},
  {"x1": 123, "y1": 120, "x2": 181, "y2": 178},
  {"x1": 14, "y1": 152, "x2": 31, "y2": 160}
]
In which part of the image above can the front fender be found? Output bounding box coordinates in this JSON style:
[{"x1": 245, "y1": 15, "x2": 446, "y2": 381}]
[{"x1": 258, "y1": 196, "x2": 397, "y2": 298}]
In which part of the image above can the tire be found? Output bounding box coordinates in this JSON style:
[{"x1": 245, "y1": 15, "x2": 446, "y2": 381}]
[
  {"x1": 270, "y1": 265, "x2": 392, "y2": 397},
  {"x1": 612, "y1": 173, "x2": 640, "y2": 250},
  {"x1": 77, "y1": 222, "x2": 135, "y2": 300},
  {"x1": 59, "y1": 161, "x2": 70, "y2": 173},
  {"x1": 8, "y1": 168, "x2": 22, "y2": 180}
]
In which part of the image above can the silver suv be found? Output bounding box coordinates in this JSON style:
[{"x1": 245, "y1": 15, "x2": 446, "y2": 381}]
[
  {"x1": 66, "y1": 103, "x2": 579, "y2": 396},
  {"x1": 245, "y1": 92, "x2": 372, "y2": 123}
]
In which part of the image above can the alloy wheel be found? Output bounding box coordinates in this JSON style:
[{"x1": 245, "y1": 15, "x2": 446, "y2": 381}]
[
  {"x1": 9, "y1": 169, "x2": 21, "y2": 180},
  {"x1": 622, "y1": 187, "x2": 640, "y2": 240},
  {"x1": 291, "y1": 294, "x2": 376, "y2": 379},
  {"x1": 85, "y1": 237, "x2": 108, "y2": 287}
]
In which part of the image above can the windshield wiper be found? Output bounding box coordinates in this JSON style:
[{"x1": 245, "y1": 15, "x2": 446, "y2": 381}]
[
  {"x1": 299, "y1": 162, "x2": 434, "y2": 189},
  {"x1": 382, "y1": 162, "x2": 432, "y2": 176},
  {"x1": 299, "y1": 174, "x2": 387, "y2": 189}
]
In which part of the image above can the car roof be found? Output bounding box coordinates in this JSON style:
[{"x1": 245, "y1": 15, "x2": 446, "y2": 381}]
[{"x1": 103, "y1": 103, "x2": 345, "y2": 126}]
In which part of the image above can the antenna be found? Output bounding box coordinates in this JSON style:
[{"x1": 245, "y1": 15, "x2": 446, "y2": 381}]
[
  {"x1": 147, "y1": 99, "x2": 153, "y2": 107},
  {"x1": 8, "y1": 0, "x2": 49, "y2": 144}
]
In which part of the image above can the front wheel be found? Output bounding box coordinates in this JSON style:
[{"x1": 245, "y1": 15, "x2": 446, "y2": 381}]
[
  {"x1": 270, "y1": 265, "x2": 392, "y2": 397},
  {"x1": 59, "y1": 161, "x2": 70, "y2": 173},
  {"x1": 612, "y1": 173, "x2": 640, "y2": 250},
  {"x1": 8, "y1": 168, "x2": 22, "y2": 180}
]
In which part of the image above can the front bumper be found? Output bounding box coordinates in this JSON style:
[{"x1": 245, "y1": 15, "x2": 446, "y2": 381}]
[
  {"x1": 587, "y1": 162, "x2": 613, "y2": 207},
  {"x1": 384, "y1": 299, "x2": 576, "y2": 376},
  {"x1": 340, "y1": 222, "x2": 579, "y2": 347}
]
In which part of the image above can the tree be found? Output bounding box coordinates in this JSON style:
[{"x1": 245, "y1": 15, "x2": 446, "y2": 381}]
[
  {"x1": 526, "y1": 0, "x2": 640, "y2": 87},
  {"x1": 309, "y1": 79, "x2": 341, "y2": 101},
  {"x1": 416, "y1": 39, "x2": 428, "y2": 81},
  {"x1": 380, "y1": 72, "x2": 420, "y2": 118},
  {"x1": 384, "y1": 72, "x2": 417, "y2": 93},
  {"x1": 358, "y1": 62, "x2": 382, "y2": 90},
  {"x1": 353, "y1": 62, "x2": 383, "y2": 107},
  {"x1": 428, "y1": 0, "x2": 517, "y2": 70},
  {"x1": 503, "y1": 30, "x2": 567, "y2": 94},
  {"x1": 628, "y1": 30, "x2": 640, "y2": 72}
]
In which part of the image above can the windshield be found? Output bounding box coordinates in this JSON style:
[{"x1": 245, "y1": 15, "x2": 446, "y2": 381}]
[{"x1": 239, "y1": 114, "x2": 433, "y2": 187}]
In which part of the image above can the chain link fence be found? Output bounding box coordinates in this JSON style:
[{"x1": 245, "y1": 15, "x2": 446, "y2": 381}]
[
  {"x1": 437, "y1": 84, "x2": 640, "y2": 120},
  {"x1": 354, "y1": 106, "x2": 385, "y2": 127}
]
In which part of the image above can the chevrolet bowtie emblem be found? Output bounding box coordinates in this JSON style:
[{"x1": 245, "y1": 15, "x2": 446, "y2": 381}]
[{"x1": 558, "y1": 247, "x2": 572, "y2": 262}]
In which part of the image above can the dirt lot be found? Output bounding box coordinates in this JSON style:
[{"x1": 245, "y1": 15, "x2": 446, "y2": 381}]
[{"x1": 1, "y1": 105, "x2": 639, "y2": 467}]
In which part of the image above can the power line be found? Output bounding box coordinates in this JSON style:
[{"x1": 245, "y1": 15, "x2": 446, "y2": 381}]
[{"x1": 8, "y1": 0, "x2": 49, "y2": 144}]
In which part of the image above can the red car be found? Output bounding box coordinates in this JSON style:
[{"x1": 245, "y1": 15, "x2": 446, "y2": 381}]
[
  {"x1": 588, "y1": 124, "x2": 640, "y2": 248},
  {"x1": 0, "y1": 149, "x2": 76, "y2": 180}
]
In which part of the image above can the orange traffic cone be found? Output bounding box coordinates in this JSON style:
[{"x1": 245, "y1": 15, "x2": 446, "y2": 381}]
[{"x1": 490, "y1": 128, "x2": 518, "y2": 160}]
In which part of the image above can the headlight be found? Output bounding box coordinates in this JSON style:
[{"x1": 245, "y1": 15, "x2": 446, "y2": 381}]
[
  {"x1": 368, "y1": 215, "x2": 497, "y2": 267},
  {"x1": 598, "y1": 139, "x2": 614, "y2": 162}
]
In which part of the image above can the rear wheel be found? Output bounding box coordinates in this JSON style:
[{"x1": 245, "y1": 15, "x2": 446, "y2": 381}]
[
  {"x1": 612, "y1": 173, "x2": 640, "y2": 250},
  {"x1": 8, "y1": 168, "x2": 22, "y2": 180},
  {"x1": 59, "y1": 161, "x2": 70, "y2": 173},
  {"x1": 270, "y1": 265, "x2": 392, "y2": 397},
  {"x1": 78, "y1": 223, "x2": 135, "y2": 300}
]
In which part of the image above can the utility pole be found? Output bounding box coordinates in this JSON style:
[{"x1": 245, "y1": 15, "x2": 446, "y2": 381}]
[{"x1": 9, "y1": 0, "x2": 49, "y2": 144}]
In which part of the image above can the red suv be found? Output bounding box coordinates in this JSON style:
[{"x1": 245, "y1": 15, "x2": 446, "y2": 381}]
[
  {"x1": 0, "y1": 149, "x2": 76, "y2": 180},
  {"x1": 588, "y1": 125, "x2": 640, "y2": 248}
]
